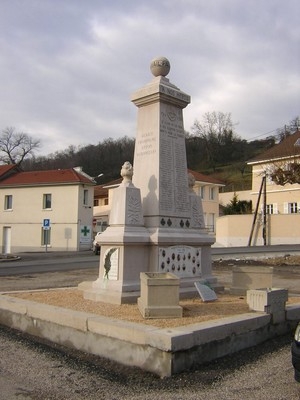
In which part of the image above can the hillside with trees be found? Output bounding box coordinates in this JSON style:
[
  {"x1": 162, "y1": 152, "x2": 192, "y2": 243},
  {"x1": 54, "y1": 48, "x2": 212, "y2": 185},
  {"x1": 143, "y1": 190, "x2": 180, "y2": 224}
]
[{"x1": 1, "y1": 114, "x2": 298, "y2": 190}]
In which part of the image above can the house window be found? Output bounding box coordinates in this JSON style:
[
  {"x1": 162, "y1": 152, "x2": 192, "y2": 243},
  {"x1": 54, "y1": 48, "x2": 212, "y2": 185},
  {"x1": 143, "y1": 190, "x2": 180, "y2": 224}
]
[
  {"x1": 43, "y1": 194, "x2": 52, "y2": 209},
  {"x1": 96, "y1": 220, "x2": 108, "y2": 233},
  {"x1": 289, "y1": 202, "x2": 299, "y2": 214},
  {"x1": 104, "y1": 198, "x2": 109, "y2": 205},
  {"x1": 284, "y1": 202, "x2": 300, "y2": 214},
  {"x1": 207, "y1": 213, "x2": 215, "y2": 233},
  {"x1": 83, "y1": 189, "x2": 88, "y2": 205},
  {"x1": 266, "y1": 203, "x2": 278, "y2": 214},
  {"x1": 41, "y1": 228, "x2": 51, "y2": 245},
  {"x1": 93, "y1": 199, "x2": 99, "y2": 206},
  {"x1": 199, "y1": 186, "x2": 205, "y2": 199},
  {"x1": 209, "y1": 187, "x2": 214, "y2": 200},
  {"x1": 4, "y1": 195, "x2": 13, "y2": 210}
]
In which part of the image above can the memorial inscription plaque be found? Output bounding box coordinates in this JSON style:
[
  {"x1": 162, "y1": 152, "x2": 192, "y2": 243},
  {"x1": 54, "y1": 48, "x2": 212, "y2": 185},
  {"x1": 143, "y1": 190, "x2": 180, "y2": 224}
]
[{"x1": 158, "y1": 246, "x2": 201, "y2": 278}]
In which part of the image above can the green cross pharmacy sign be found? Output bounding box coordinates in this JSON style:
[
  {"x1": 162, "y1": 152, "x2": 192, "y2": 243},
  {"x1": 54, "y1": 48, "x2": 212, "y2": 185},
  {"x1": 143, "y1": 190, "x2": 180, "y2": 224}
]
[{"x1": 80, "y1": 225, "x2": 91, "y2": 244}]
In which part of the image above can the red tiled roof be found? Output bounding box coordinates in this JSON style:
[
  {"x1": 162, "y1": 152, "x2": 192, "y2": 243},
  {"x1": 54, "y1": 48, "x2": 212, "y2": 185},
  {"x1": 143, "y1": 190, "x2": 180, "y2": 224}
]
[
  {"x1": 248, "y1": 130, "x2": 300, "y2": 164},
  {"x1": 0, "y1": 164, "x2": 21, "y2": 179},
  {"x1": 94, "y1": 185, "x2": 108, "y2": 197},
  {"x1": 188, "y1": 169, "x2": 225, "y2": 185},
  {"x1": 94, "y1": 178, "x2": 122, "y2": 198},
  {"x1": 0, "y1": 168, "x2": 94, "y2": 186},
  {"x1": 103, "y1": 178, "x2": 123, "y2": 188}
]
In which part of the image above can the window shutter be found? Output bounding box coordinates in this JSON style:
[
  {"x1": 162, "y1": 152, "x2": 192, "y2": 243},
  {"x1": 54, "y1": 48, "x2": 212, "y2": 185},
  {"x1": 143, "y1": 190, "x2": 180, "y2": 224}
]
[
  {"x1": 273, "y1": 203, "x2": 278, "y2": 214},
  {"x1": 283, "y1": 202, "x2": 288, "y2": 214}
]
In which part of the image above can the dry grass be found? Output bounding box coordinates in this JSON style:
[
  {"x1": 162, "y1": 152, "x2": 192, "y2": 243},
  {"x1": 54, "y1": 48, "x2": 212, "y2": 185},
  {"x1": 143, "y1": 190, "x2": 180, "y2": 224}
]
[{"x1": 10, "y1": 289, "x2": 300, "y2": 329}]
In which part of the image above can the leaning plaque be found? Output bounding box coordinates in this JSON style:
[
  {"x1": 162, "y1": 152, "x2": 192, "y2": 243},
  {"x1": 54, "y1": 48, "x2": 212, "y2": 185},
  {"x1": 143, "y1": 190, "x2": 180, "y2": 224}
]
[{"x1": 194, "y1": 282, "x2": 217, "y2": 302}]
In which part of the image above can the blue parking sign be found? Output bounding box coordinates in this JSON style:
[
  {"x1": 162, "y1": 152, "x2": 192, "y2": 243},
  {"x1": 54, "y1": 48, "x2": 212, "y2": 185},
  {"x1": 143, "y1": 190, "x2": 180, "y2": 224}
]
[{"x1": 43, "y1": 219, "x2": 51, "y2": 229}]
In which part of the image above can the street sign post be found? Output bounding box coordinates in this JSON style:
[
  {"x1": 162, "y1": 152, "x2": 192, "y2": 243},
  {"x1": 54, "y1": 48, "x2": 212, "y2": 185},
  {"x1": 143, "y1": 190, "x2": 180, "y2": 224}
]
[
  {"x1": 42, "y1": 219, "x2": 51, "y2": 252},
  {"x1": 43, "y1": 219, "x2": 51, "y2": 230}
]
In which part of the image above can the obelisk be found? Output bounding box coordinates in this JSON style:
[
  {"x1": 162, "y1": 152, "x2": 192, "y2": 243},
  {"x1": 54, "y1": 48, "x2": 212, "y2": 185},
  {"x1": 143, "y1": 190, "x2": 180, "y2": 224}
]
[{"x1": 131, "y1": 56, "x2": 215, "y2": 287}]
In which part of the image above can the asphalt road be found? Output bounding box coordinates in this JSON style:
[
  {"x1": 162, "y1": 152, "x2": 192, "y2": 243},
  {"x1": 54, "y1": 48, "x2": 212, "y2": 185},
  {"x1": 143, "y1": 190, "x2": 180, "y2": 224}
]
[
  {"x1": 0, "y1": 251, "x2": 99, "y2": 291},
  {"x1": 0, "y1": 251, "x2": 99, "y2": 276},
  {"x1": 1, "y1": 249, "x2": 300, "y2": 294}
]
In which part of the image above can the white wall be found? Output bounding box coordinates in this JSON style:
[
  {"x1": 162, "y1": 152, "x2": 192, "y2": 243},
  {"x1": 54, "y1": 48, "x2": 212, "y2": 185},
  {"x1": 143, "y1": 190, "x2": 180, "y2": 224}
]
[{"x1": 216, "y1": 213, "x2": 300, "y2": 247}]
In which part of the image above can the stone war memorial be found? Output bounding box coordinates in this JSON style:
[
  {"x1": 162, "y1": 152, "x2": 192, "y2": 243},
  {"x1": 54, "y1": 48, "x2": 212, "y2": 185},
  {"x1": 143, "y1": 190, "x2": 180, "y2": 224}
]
[{"x1": 80, "y1": 56, "x2": 216, "y2": 305}]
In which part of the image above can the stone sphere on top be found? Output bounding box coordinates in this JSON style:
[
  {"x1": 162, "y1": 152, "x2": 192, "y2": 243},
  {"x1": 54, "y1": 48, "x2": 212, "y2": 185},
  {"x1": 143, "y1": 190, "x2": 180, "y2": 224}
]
[{"x1": 150, "y1": 56, "x2": 170, "y2": 77}]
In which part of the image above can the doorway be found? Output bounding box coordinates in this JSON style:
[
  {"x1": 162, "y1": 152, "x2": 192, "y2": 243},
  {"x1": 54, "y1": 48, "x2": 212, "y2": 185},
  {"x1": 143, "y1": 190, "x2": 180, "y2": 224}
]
[{"x1": 3, "y1": 226, "x2": 11, "y2": 254}]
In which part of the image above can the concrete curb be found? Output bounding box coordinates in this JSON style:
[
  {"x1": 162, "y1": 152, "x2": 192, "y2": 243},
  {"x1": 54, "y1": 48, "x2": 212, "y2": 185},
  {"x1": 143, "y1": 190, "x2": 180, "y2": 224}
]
[{"x1": 0, "y1": 294, "x2": 299, "y2": 377}]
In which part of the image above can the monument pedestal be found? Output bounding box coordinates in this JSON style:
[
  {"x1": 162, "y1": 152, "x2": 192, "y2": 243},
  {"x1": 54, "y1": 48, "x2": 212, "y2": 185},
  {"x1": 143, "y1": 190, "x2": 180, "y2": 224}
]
[
  {"x1": 79, "y1": 164, "x2": 150, "y2": 305},
  {"x1": 147, "y1": 227, "x2": 217, "y2": 295},
  {"x1": 79, "y1": 227, "x2": 149, "y2": 304}
]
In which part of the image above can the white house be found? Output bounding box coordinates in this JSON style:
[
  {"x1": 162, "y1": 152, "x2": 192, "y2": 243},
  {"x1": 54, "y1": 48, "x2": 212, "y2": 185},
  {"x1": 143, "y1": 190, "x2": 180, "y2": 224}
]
[
  {"x1": 217, "y1": 130, "x2": 300, "y2": 246},
  {"x1": 0, "y1": 165, "x2": 95, "y2": 253}
]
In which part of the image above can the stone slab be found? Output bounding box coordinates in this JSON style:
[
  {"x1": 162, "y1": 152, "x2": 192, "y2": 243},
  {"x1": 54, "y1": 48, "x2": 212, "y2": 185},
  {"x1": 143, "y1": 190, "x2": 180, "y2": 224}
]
[
  {"x1": 286, "y1": 304, "x2": 300, "y2": 320},
  {"x1": 0, "y1": 295, "x2": 27, "y2": 314},
  {"x1": 194, "y1": 282, "x2": 217, "y2": 302},
  {"x1": 25, "y1": 300, "x2": 94, "y2": 331},
  {"x1": 88, "y1": 316, "x2": 156, "y2": 345}
]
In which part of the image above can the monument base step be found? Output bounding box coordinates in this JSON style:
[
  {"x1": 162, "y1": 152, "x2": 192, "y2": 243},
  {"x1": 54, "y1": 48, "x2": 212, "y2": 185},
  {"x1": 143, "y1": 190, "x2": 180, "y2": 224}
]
[
  {"x1": 78, "y1": 281, "x2": 224, "y2": 304},
  {"x1": 78, "y1": 281, "x2": 139, "y2": 305}
]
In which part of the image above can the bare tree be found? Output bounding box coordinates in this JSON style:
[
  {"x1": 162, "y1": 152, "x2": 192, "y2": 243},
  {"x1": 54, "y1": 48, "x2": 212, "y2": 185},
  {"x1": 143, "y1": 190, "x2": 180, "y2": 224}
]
[
  {"x1": 276, "y1": 116, "x2": 300, "y2": 142},
  {"x1": 0, "y1": 127, "x2": 40, "y2": 165},
  {"x1": 192, "y1": 111, "x2": 235, "y2": 138},
  {"x1": 191, "y1": 111, "x2": 240, "y2": 170}
]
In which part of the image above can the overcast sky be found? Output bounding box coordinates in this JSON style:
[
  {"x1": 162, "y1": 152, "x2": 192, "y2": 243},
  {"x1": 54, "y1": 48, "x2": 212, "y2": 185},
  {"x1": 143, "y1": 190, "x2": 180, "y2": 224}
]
[{"x1": 0, "y1": 0, "x2": 299, "y2": 156}]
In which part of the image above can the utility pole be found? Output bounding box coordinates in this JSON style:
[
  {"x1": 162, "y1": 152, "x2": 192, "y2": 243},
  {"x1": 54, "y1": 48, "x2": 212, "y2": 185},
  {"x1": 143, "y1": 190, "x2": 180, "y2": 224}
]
[
  {"x1": 262, "y1": 173, "x2": 267, "y2": 245},
  {"x1": 248, "y1": 175, "x2": 267, "y2": 246}
]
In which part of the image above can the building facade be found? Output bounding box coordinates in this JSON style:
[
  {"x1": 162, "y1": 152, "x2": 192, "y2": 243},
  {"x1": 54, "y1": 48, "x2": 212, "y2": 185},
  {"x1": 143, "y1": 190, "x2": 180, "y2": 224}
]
[
  {"x1": 217, "y1": 130, "x2": 300, "y2": 246},
  {"x1": 0, "y1": 166, "x2": 95, "y2": 253}
]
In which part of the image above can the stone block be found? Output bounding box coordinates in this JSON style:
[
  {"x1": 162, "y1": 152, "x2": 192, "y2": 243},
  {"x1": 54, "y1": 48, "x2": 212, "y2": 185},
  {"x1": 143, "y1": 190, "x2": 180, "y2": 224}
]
[
  {"x1": 286, "y1": 304, "x2": 300, "y2": 321},
  {"x1": 26, "y1": 302, "x2": 93, "y2": 331},
  {"x1": 231, "y1": 266, "x2": 273, "y2": 295},
  {"x1": 138, "y1": 272, "x2": 182, "y2": 318},
  {"x1": 247, "y1": 288, "x2": 288, "y2": 323},
  {"x1": 0, "y1": 295, "x2": 27, "y2": 314},
  {"x1": 87, "y1": 316, "x2": 157, "y2": 345}
]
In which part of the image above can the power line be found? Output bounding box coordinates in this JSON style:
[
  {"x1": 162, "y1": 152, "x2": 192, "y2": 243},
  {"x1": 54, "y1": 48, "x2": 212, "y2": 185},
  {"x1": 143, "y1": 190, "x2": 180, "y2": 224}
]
[
  {"x1": 249, "y1": 128, "x2": 279, "y2": 141},
  {"x1": 248, "y1": 119, "x2": 299, "y2": 142}
]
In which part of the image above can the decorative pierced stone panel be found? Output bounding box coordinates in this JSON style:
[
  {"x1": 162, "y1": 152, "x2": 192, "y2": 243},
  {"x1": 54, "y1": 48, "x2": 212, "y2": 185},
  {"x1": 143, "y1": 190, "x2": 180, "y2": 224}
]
[{"x1": 158, "y1": 246, "x2": 201, "y2": 278}]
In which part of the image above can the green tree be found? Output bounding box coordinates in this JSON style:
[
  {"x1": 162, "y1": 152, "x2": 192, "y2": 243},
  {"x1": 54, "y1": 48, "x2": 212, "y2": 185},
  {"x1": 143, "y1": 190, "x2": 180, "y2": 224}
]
[{"x1": 223, "y1": 193, "x2": 252, "y2": 215}]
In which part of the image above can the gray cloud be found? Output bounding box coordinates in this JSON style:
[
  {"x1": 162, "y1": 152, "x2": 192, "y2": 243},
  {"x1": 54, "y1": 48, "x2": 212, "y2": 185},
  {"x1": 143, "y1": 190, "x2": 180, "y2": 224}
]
[{"x1": 0, "y1": 0, "x2": 299, "y2": 155}]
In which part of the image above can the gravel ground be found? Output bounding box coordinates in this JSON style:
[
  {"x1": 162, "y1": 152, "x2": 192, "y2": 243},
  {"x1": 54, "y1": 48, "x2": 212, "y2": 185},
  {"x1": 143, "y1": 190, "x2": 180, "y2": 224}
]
[
  {"x1": 11, "y1": 290, "x2": 253, "y2": 327},
  {"x1": 0, "y1": 324, "x2": 299, "y2": 400},
  {"x1": 9, "y1": 289, "x2": 300, "y2": 328}
]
